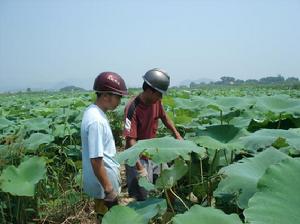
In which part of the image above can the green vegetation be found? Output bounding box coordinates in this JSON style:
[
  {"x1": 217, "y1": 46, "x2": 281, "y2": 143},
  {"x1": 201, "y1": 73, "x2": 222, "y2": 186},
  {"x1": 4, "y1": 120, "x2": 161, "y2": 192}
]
[
  {"x1": 189, "y1": 75, "x2": 300, "y2": 88},
  {"x1": 59, "y1": 86, "x2": 86, "y2": 92},
  {"x1": 0, "y1": 86, "x2": 300, "y2": 223}
]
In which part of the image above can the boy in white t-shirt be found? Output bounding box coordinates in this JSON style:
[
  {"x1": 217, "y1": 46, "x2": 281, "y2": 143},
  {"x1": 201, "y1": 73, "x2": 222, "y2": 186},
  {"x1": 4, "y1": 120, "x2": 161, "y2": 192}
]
[{"x1": 81, "y1": 72, "x2": 127, "y2": 220}]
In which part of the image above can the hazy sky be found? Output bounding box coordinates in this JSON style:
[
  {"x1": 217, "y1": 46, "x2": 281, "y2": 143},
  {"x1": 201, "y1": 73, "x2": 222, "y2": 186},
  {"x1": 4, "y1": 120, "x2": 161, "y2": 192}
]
[{"x1": 1, "y1": 0, "x2": 300, "y2": 91}]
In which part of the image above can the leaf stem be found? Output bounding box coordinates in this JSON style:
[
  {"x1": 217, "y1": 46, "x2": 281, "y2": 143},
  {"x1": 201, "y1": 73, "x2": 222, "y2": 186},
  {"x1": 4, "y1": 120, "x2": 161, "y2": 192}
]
[
  {"x1": 220, "y1": 110, "x2": 223, "y2": 125},
  {"x1": 169, "y1": 188, "x2": 189, "y2": 211},
  {"x1": 223, "y1": 148, "x2": 229, "y2": 165},
  {"x1": 200, "y1": 159, "x2": 204, "y2": 184},
  {"x1": 164, "y1": 188, "x2": 175, "y2": 214},
  {"x1": 0, "y1": 201, "x2": 6, "y2": 224}
]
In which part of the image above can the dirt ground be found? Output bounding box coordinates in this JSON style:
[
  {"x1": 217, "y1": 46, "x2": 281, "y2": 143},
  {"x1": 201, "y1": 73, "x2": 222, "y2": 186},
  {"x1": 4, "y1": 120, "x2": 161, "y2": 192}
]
[{"x1": 34, "y1": 164, "x2": 133, "y2": 224}]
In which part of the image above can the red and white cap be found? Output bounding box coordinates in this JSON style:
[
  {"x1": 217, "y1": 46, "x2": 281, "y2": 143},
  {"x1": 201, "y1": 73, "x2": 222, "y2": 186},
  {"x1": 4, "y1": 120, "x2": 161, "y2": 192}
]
[{"x1": 93, "y1": 72, "x2": 128, "y2": 96}]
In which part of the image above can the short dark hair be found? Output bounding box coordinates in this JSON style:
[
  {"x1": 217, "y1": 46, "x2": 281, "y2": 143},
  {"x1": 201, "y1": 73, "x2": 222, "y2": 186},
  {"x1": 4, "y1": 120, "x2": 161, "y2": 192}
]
[
  {"x1": 142, "y1": 81, "x2": 156, "y2": 92},
  {"x1": 96, "y1": 91, "x2": 121, "y2": 99},
  {"x1": 96, "y1": 92, "x2": 102, "y2": 98},
  {"x1": 95, "y1": 92, "x2": 109, "y2": 98}
]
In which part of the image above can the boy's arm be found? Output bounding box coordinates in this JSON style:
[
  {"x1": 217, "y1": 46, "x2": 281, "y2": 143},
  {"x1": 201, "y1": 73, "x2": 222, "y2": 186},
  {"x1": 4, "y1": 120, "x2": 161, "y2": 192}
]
[
  {"x1": 161, "y1": 114, "x2": 183, "y2": 140},
  {"x1": 91, "y1": 157, "x2": 118, "y2": 205},
  {"x1": 126, "y1": 137, "x2": 147, "y2": 176},
  {"x1": 91, "y1": 157, "x2": 114, "y2": 193}
]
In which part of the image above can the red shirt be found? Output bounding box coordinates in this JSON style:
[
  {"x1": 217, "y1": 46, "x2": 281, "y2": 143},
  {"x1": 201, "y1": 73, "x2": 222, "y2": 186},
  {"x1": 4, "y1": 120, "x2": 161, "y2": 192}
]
[{"x1": 123, "y1": 96, "x2": 166, "y2": 140}]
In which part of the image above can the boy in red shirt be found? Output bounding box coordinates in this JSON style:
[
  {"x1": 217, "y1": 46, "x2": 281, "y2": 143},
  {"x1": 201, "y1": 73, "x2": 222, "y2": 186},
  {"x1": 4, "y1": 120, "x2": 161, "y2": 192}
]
[{"x1": 123, "y1": 68, "x2": 182, "y2": 201}]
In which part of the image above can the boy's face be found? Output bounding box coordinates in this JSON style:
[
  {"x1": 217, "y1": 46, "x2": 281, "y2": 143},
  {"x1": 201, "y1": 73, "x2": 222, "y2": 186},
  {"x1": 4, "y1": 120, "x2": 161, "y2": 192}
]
[
  {"x1": 108, "y1": 94, "x2": 122, "y2": 110},
  {"x1": 150, "y1": 90, "x2": 162, "y2": 104}
]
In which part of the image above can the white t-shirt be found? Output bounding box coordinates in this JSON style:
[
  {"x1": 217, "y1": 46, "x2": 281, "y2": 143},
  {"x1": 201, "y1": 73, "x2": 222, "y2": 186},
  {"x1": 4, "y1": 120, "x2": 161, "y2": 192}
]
[{"x1": 81, "y1": 104, "x2": 120, "y2": 198}]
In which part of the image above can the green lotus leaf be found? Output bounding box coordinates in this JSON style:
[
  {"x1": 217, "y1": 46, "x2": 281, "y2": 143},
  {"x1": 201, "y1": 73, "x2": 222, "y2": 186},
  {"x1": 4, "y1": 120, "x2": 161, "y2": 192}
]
[
  {"x1": 222, "y1": 110, "x2": 243, "y2": 122},
  {"x1": 214, "y1": 96, "x2": 256, "y2": 110},
  {"x1": 0, "y1": 157, "x2": 46, "y2": 196},
  {"x1": 230, "y1": 116, "x2": 252, "y2": 128},
  {"x1": 244, "y1": 158, "x2": 300, "y2": 224},
  {"x1": 30, "y1": 108, "x2": 54, "y2": 117},
  {"x1": 102, "y1": 205, "x2": 145, "y2": 224},
  {"x1": 240, "y1": 128, "x2": 300, "y2": 153},
  {"x1": 247, "y1": 114, "x2": 300, "y2": 132},
  {"x1": 22, "y1": 117, "x2": 51, "y2": 132},
  {"x1": 174, "y1": 108, "x2": 199, "y2": 123},
  {"x1": 0, "y1": 144, "x2": 9, "y2": 158},
  {"x1": 214, "y1": 148, "x2": 289, "y2": 209},
  {"x1": 128, "y1": 198, "x2": 167, "y2": 223},
  {"x1": 191, "y1": 125, "x2": 247, "y2": 165},
  {"x1": 72, "y1": 99, "x2": 87, "y2": 108},
  {"x1": 24, "y1": 133, "x2": 54, "y2": 151},
  {"x1": 173, "y1": 98, "x2": 201, "y2": 110},
  {"x1": 0, "y1": 117, "x2": 14, "y2": 130},
  {"x1": 175, "y1": 90, "x2": 191, "y2": 99},
  {"x1": 193, "y1": 125, "x2": 247, "y2": 149},
  {"x1": 173, "y1": 114, "x2": 194, "y2": 125},
  {"x1": 201, "y1": 97, "x2": 255, "y2": 119},
  {"x1": 74, "y1": 169, "x2": 82, "y2": 188},
  {"x1": 0, "y1": 142, "x2": 24, "y2": 158},
  {"x1": 255, "y1": 95, "x2": 300, "y2": 115},
  {"x1": 190, "y1": 95, "x2": 212, "y2": 107},
  {"x1": 138, "y1": 176, "x2": 156, "y2": 191},
  {"x1": 52, "y1": 124, "x2": 77, "y2": 138},
  {"x1": 162, "y1": 96, "x2": 176, "y2": 108},
  {"x1": 172, "y1": 205, "x2": 243, "y2": 224},
  {"x1": 207, "y1": 104, "x2": 222, "y2": 112},
  {"x1": 155, "y1": 159, "x2": 188, "y2": 189},
  {"x1": 285, "y1": 146, "x2": 300, "y2": 157},
  {"x1": 51, "y1": 108, "x2": 78, "y2": 123},
  {"x1": 116, "y1": 137, "x2": 206, "y2": 166},
  {"x1": 46, "y1": 98, "x2": 75, "y2": 108},
  {"x1": 64, "y1": 145, "x2": 81, "y2": 159}
]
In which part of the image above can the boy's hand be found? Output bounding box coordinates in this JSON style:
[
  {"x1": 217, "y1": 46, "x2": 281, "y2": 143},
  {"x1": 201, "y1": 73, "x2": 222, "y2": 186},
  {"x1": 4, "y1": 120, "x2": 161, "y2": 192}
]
[
  {"x1": 137, "y1": 167, "x2": 148, "y2": 178},
  {"x1": 104, "y1": 190, "x2": 118, "y2": 208}
]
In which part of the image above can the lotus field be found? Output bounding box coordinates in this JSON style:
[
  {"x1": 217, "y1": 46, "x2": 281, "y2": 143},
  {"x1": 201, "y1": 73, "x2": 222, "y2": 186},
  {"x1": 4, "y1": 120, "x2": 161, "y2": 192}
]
[{"x1": 0, "y1": 86, "x2": 300, "y2": 223}]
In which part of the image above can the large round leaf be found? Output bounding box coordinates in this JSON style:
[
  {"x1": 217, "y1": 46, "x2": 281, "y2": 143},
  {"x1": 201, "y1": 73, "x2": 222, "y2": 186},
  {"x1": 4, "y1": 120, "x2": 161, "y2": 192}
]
[
  {"x1": 102, "y1": 205, "x2": 145, "y2": 224},
  {"x1": 196, "y1": 125, "x2": 243, "y2": 143},
  {"x1": 138, "y1": 177, "x2": 156, "y2": 191},
  {"x1": 214, "y1": 96, "x2": 255, "y2": 112},
  {"x1": 30, "y1": 107, "x2": 54, "y2": 117},
  {"x1": 172, "y1": 205, "x2": 243, "y2": 224},
  {"x1": 155, "y1": 159, "x2": 188, "y2": 189},
  {"x1": 24, "y1": 133, "x2": 54, "y2": 151},
  {"x1": 52, "y1": 124, "x2": 77, "y2": 138},
  {"x1": 255, "y1": 95, "x2": 300, "y2": 114},
  {"x1": 128, "y1": 198, "x2": 167, "y2": 223},
  {"x1": 173, "y1": 97, "x2": 203, "y2": 110},
  {"x1": 244, "y1": 158, "x2": 300, "y2": 224},
  {"x1": 191, "y1": 125, "x2": 248, "y2": 166},
  {"x1": 0, "y1": 157, "x2": 46, "y2": 196},
  {"x1": 170, "y1": 108, "x2": 198, "y2": 125},
  {"x1": 22, "y1": 117, "x2": 51, "y2": 132},
  {"x1": 214, "y1": 148, "x2": 289, "y2": 209},
  {"x1": 116, "y1": 137, "x2": 206, "y2": 166},
  {"x1": 240, "y1": 128, "x2": 300, "y2": 153},
  {"x1": 0, "y1": 117, "x2": 14, "y2": 130},
  {"x1": 193, "y1": 125, "x2": 247, "y2": 150}
]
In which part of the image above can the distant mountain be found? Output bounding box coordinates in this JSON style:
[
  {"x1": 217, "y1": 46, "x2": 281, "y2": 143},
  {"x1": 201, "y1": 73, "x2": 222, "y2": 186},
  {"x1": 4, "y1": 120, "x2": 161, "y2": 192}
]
[
  {"x1": 59, "y1": 85, "x2": 86, "y2": 91},
  {"x1": 50, "y1": 81, "x2": 70, "y2": 90},
  {"x1": 179, "y1": 78, "x2": 214, "y2": 87},
  {"x1": 41, "y1": 79, "x2": 89, "y2": 91}
]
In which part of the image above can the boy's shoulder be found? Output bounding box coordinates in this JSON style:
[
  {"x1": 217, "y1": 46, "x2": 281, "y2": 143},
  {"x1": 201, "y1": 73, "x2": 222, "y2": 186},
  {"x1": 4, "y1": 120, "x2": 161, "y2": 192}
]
[{"x1": 83, "y1": 104, "x2": 106, "y2": 123}]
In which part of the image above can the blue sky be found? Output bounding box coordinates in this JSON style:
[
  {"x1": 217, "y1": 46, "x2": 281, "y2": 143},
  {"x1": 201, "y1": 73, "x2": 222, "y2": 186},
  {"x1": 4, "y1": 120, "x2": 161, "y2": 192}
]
[{"x1": 0, "y1": 0, "x2": 300, "y2": 91}]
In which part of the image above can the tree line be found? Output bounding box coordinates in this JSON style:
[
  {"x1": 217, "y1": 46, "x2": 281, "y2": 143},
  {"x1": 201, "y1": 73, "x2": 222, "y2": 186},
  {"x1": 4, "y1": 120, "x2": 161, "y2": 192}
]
[{"x1": 190, "y1": 75, "x2": 299, "y2": 88}]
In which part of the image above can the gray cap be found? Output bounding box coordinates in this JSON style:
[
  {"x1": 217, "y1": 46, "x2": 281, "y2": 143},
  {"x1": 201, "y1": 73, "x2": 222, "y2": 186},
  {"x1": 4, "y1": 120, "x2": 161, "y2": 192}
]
[{"x1": 143, "y1": 68, "x2": 170, "y2": 94}]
